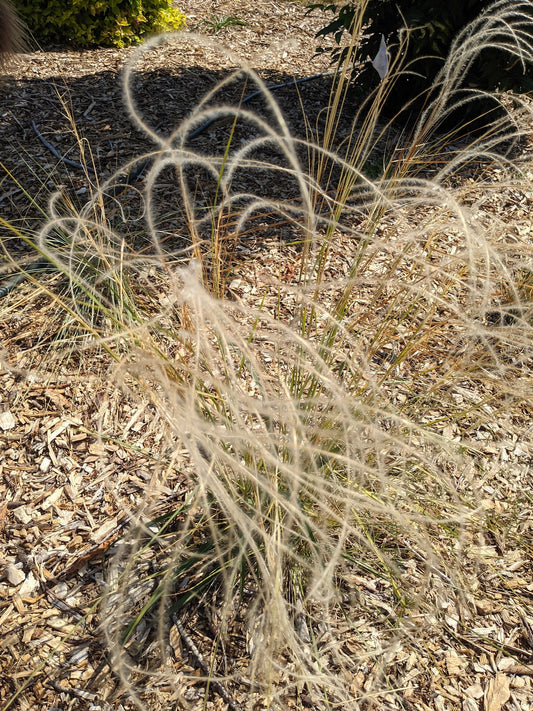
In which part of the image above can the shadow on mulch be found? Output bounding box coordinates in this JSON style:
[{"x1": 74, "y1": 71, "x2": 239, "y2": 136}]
[{"x1": 0, "y1": 56, "x2": 347, "y2": 254}]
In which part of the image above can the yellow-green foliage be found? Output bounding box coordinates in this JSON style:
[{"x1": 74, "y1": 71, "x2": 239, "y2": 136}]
[{"x1": 14, "y1": 0, "x2": 186, "y2": 48}]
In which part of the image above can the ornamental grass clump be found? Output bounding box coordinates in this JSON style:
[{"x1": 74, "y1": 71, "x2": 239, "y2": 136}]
[{"x1": 100, "y1": 17, "x2": 532, "y2": 704}]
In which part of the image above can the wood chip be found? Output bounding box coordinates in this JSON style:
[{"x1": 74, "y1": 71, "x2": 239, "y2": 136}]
[
  {"x1": 0, "y1": 410, "x2": 16, "y2": 430},
  {"x1": 484, "y1": 674, "x2": 511, "y2": 711}
]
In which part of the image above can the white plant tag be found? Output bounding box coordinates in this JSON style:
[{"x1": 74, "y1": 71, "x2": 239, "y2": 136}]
[{"x1": 372, "y1": 34, "x2": 389, "y2": 80}]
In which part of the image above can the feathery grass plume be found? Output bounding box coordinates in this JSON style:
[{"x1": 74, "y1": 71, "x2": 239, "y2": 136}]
[
  {"x1": 404, "y1": 0, "x2": 533, "y2": 162},
  {"x1": 313, "y1": 0, "x2": 533, "y2": 191},
  {"x1": 3, "y1": 3, "x2": 532, "y2": 708},
  {"x1": 0, "y1": 0, "x2": 25, "y2": 69},
  {"x1": 0, "y1": 87, "x2": 152, "y2": 356}
]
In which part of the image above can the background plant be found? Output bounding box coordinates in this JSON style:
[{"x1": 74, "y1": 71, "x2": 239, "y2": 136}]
[
  {"x1": 198, "y1": 14, "x2": 248, "y2": 35},
  {"x1": 309, "y1": 0, "x2": 533, "y2": 124},
  {"x1": 13, "y1": 0, "x2": 186, "y2": 48}
]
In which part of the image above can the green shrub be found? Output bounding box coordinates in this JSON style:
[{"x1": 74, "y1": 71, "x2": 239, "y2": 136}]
[{"x1": 13, "y1": 0, "x2": 186, "y2": 48}]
